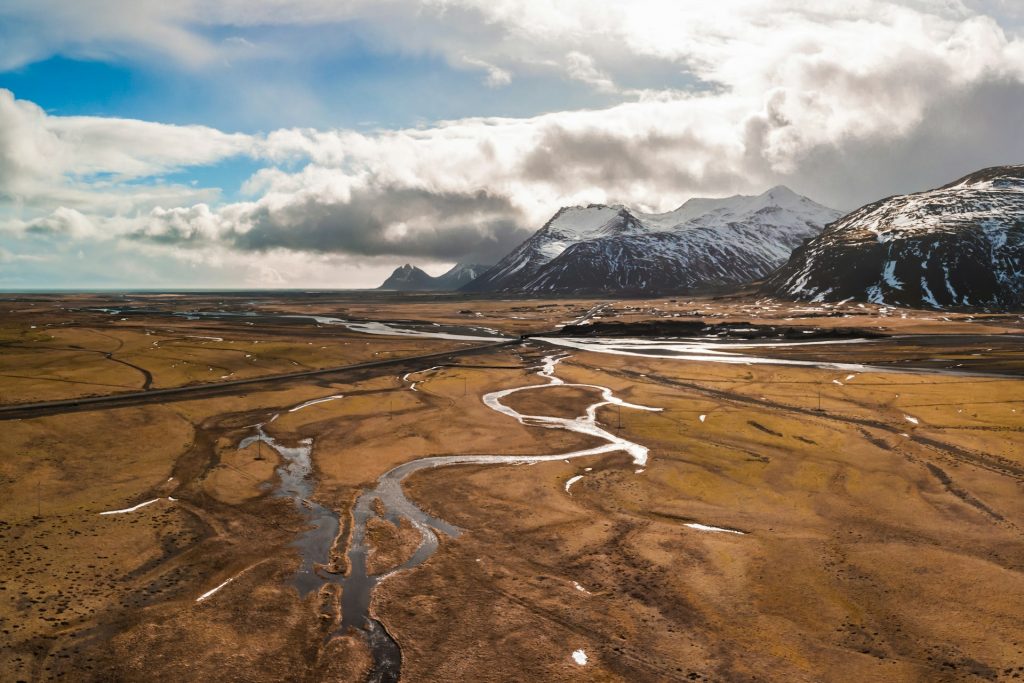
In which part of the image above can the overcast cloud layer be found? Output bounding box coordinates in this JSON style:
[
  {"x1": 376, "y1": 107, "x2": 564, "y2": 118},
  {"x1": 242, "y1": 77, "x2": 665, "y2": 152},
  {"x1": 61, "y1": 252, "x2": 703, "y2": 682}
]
[{"x1": 1, "y1": 0, "x2": 1023, "y2": 288}]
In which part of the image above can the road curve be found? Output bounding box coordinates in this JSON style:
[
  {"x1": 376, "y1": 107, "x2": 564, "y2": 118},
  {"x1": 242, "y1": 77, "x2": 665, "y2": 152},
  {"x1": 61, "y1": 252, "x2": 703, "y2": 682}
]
[{"x1": 0, "y1": 340, "x2": 519, "y2": 421}]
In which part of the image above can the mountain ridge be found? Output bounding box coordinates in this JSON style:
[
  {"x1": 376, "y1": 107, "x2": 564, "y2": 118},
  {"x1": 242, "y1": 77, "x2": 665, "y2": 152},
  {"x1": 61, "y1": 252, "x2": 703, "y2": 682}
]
[
  {"x1": 462, "y1": 186, "x2": 841, "y2": 295},
  {"x1": 764, "y1": 165, "x2": 1024, "y2": 309},
  {"x1": 377, "y1": 262, "x2": 492, "y2": 291}
]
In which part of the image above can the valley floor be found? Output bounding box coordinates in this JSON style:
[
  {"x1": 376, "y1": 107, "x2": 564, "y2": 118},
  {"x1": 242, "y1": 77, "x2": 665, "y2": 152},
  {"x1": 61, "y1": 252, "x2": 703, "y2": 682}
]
[{"x1": 1, "y1": 291, "x2": 1022, "y2": 682}]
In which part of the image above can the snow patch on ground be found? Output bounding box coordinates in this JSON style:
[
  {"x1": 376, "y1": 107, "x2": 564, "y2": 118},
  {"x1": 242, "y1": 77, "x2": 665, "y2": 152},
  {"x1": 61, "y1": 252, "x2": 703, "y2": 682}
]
[
  {"x1": 288, "y1": 394, "x2": 344, "y2": 412},
  {"x1": 685, "y1": 522, "x2": 745, "y2": 535},
  {"x1": 196, "y1": 576, "x2": 236, "y2": 602},
  {"x1": 99, "y1": 498, "x2": 163, "y2": 515}
]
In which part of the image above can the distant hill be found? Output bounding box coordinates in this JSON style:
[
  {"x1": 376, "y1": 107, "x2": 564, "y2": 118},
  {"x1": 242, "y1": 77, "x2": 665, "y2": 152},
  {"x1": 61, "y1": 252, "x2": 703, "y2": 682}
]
[
  {"x1": 765, "y1": 165, "x2": 1024, "y2": 309},
  {"x1": 377, "y1": 263, "x2": 492, "y2": 291},
  {"x1": 461, "y1": 186, "x2": 840, "y2": 295}
]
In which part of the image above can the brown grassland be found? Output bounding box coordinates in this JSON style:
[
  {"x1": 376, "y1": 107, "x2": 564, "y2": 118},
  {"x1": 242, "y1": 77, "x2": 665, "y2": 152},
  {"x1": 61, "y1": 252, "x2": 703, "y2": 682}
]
[{"x1": 1, "y1": 291, "x2": 1022, "y2": 682}]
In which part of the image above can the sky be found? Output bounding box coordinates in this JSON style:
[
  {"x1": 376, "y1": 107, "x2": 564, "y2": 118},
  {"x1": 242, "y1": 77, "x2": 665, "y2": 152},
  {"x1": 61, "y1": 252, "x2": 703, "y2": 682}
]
[{"x1": 1, "y1": 0, "x2": 1022, "y2": 289}]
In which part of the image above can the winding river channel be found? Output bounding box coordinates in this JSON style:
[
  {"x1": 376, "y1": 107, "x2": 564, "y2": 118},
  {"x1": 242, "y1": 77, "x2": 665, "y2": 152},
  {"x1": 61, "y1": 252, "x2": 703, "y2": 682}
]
[
  {"x1": 237, "y1": 352, "x2": 665, "y2": 681},
  {"x1": 231, "y1": 329, "x2": 1013, "y2": 680},
  {"x1": 76, "y1": 304, "x2": 1017, "y2": 679}
]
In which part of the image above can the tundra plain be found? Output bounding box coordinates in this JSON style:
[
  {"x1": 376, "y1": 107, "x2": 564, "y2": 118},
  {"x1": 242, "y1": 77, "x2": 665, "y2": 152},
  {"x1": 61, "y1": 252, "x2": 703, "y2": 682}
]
[{"x1": 1, "y1": 291, "x2": 1022, "y2": 682}]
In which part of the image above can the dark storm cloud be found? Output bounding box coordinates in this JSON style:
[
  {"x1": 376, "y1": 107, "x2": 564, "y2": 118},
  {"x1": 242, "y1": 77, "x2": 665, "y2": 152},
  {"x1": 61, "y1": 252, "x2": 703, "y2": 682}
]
[
  {"x1": 776, "y1": 79, "x2": 1024, "y2": 211},
  {"x1": 130, "y1": 185, "x2": 532, "y2": 264},
  {"x1": 233, "y1": 186, "x2": 529, "y2": 262},
  {"x1": 519, "y1": 124, "x2": 749, "y2": 199}
]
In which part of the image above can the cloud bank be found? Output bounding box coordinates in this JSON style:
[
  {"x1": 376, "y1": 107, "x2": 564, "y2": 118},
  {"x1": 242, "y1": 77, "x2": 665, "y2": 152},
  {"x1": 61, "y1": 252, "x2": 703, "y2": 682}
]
[{"x1": 1, "y1": 1, "x2": 1023, "y2": 287}]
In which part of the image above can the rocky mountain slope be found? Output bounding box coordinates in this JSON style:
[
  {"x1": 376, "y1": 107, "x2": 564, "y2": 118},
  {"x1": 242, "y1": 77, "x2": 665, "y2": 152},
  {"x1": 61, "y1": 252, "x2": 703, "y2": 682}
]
[
  {"x1": 377, "y1": 263, "x2": 492, "y2": 291},
  {"x1": 765, "y1": 165, "x2": 1024, "y2": 309},
  {"x1": 462, "y1": 187, "x2": 840, "y2": 294}
]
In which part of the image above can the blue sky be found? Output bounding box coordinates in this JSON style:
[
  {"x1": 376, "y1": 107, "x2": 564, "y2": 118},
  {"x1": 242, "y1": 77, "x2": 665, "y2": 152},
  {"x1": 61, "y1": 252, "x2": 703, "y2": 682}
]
[
  {"x1": 0, "y1": 26, "x2": 626, "y2": 131},
  {"x1": 0, "y1": 1, "x2": 1022, "y2": 289}
]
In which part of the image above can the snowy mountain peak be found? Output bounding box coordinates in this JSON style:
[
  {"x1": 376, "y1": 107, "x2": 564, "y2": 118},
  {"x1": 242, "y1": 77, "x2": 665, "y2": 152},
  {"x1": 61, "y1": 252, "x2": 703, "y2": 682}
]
[
  {"x1": 378, "y1": 262, "x2": 493, "y2": 291},
  {"x1": 378, "y1": 264, "x2": 432, "y2": 290},
  {"x1": 762, "y1": 184, "x2": 799, "y2": 199},
  {"x1": 541, "y1": 204, "x2": 625, "y2": 238},
  {"x1": 463, "y1": 186, "x2": 841, "y2": 294}
]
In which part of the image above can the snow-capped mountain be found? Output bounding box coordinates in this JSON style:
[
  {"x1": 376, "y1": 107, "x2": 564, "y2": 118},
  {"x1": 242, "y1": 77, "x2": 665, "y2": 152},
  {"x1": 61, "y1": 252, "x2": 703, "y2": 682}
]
[
  {"x1": 434, "y1": 262, "x2": 492, "y2": 289},
  {"x1": 377, "y1": 263, "x2": 492, "y2": 291},
  {"x1": 462, "y1": 187, "x2": 840, "y2": 294},
  {"x1": 765, "y1": 166, "x2": 1024, "y2": 309}
]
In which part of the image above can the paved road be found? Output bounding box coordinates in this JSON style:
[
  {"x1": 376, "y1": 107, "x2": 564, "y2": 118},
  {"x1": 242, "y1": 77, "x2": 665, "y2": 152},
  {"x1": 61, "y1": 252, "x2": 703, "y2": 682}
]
[{"x1": 0, "y1": 339, "x2": 519, "y2": 421}]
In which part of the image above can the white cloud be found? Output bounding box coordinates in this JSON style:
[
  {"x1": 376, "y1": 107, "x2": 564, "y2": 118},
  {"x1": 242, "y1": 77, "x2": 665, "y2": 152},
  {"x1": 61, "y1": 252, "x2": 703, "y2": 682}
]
[
  {"x1": 461, "y1": 56, "x2": 513, "y2": 87},
  {"x1": 0, "y1": 89, "x2": 254, "y2": 184},
  {"x1": 0, "y1": 1, "x2": 221, "y2": 71},
  {"x1": 1, "y1": 206, "x2": 98, "y2": 238},
  {"x1": 0, "y1": 246, "x2": 48, "y2": 263},
  {"x1": 565, "y1": 52, "x2": 617, "y2": 93},
  {"x1": 246, "y1": 263, "x2": 287, "y2": 285},
  {"x1": 0, "y1": 1, "x2": 1023, "y2": 286},
  {"x1": 0, "y1": 89, "x2": 253, "y2": 217}
]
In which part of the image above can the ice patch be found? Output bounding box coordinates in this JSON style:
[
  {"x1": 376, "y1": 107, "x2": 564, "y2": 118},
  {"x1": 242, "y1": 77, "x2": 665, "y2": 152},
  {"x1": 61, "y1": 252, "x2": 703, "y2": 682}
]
[
  {"x1": 565, "y1": 475, "x2": 584, "y2": 493},
  {"x1": 572, "y1": 649, "x2": 588, "y2": 666}
]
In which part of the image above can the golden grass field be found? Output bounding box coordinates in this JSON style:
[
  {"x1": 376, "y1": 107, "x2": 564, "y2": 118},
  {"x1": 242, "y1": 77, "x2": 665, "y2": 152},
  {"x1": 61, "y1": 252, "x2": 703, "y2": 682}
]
[{"x1": 1, "y1": 292, "x2": 1022, "y2": 682}]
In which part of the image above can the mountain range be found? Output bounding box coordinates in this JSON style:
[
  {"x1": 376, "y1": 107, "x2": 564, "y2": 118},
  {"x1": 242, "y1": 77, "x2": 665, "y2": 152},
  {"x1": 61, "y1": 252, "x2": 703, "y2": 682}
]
[
  {"x1": 377, "y1": 263, "x2": 492, "y2": 291},
  {"x1": 376, "y1": 167, "x2": 1023, "y2": 310},
  {"x1": 765, "y1": 165, "x2": 1024, "y2": 309},
  {"x1": 461, "y1": 186, "x2": 840, "y2": 294}
]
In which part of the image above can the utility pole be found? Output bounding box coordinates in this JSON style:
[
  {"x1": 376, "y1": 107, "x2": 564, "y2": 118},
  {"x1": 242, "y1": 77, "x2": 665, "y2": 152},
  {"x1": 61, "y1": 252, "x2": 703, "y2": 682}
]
[
  {"x1": 463, "y1": 377, "x2": 467, "y2": 397},
  {"x1": 617, "y1": 404, "x2": 623, "y2": 430},
  {"x1": 255, "y1": 438, "x2": 264, "y2": 461},
  {"x1": 36, "y1": 480, "x2": 41, "y2": 518}
]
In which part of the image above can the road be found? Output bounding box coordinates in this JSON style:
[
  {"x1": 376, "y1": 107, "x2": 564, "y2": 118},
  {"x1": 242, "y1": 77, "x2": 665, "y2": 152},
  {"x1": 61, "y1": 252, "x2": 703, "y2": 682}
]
[{"x1": 0, "y1": 339, "x2": 519, "y2": 421}]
